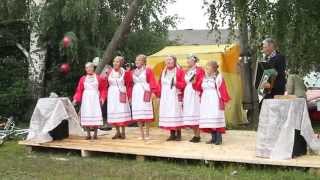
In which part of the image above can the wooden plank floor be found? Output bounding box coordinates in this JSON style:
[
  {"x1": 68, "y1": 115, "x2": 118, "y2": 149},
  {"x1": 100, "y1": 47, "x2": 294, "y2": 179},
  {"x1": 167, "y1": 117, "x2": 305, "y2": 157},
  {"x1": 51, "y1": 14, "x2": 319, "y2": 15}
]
[{"x1": 19, "y1": 128, "x2": 320, "y2": 168}]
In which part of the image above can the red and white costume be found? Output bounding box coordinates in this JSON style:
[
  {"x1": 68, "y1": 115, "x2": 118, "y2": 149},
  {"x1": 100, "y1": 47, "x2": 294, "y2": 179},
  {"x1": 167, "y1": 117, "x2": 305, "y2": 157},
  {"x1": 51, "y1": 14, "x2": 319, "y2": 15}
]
[
  {"x1": 182, "y1": 66, "x2": 205, "y2": 127},
  {"x1": 73, "y1": 74, "x2": 106, "y2": 127},
  {"x1": 106, "y1": 68, "x2": 133, "y2": 126},
  {"x1": 159, "y1": 67, "x2": 186, "y2": 130},
  {"x1": 198, "y1": 73, "x2": 230, "y2": 133},
  {"x1": 131, "y1": 67, "x2": 160, "y2": 123}
]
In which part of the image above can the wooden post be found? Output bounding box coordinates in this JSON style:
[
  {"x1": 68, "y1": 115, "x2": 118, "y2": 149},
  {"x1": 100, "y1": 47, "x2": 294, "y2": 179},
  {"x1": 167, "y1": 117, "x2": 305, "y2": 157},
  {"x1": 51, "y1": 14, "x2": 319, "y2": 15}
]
[
  {"x1": 81, "y1": 150, "x2": 92, "y2": 157},
  {"x1": 26, "y1": 146, "x2": 33, "y2": 154},
  {"x1": 309, "y1": 168, "x2": 320, "y2": 176},
  {"x1": 136, "y1": 155, "x2": 145, "y2": 162}
]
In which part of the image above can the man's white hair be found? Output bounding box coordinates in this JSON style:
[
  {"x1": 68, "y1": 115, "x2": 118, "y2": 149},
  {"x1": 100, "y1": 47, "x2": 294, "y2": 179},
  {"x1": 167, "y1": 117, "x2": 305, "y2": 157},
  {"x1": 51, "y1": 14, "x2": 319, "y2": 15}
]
[{"x1": 263, "y1": 38, "x2": 275, "y2": 46}]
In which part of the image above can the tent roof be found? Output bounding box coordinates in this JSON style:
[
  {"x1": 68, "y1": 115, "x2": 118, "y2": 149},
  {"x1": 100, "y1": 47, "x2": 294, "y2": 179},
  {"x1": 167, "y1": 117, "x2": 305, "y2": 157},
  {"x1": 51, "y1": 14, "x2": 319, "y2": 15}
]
[
  {"x1": 147, "y1": 44, "x2": 239, "y2": 73},
  {"x1": 148, "y1": 44, "x2": 233, "y2": 57}
]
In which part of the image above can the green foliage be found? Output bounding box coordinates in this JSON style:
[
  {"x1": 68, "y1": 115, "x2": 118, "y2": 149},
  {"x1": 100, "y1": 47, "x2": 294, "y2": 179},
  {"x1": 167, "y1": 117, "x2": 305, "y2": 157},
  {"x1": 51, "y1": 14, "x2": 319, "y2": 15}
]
[
  {"x1": 0, "y1": 0, "x2": 176, "y2": 121},
  {"x1": 0, "y1": 0, "x2": 29, "y2": 21},
  {"x1": 59, "y1": 31, "x2": 79, "y2": 63},
  {"x1": 204, "y1": 0, "x2": 320, "y2": 73},
  {"x1": 0, "y1": 56, "x2": 29, "y2": 119},
  {"x1": 0, "y1": 0, "x2": 29, "y2": 121},
  {"x1": 39, "y1": 0, "x2": 176, "y2": 99},
  {"x1": 123, "y1": 30, "x2": 170, "y2": 61}
]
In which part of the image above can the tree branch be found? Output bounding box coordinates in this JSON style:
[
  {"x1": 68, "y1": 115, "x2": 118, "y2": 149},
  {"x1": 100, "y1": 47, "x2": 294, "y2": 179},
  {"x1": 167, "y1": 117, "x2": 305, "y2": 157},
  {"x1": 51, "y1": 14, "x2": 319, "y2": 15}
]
[
  {"x1": 16, "y1": 42, "x2": 35, "y2": 69},
  {"x1": 16, "y1": 43, "x2": 30, "y2": 58},
  {"x1": 0, "y1": 19, "x2": 28, "y2": 26}
]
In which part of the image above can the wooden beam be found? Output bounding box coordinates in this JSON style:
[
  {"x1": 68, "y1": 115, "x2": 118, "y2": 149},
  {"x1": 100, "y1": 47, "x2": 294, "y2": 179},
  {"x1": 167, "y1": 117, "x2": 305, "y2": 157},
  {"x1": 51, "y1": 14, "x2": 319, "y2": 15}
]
[{"x1": 136, "y1": 155, "x2": 145, "y2": 162}]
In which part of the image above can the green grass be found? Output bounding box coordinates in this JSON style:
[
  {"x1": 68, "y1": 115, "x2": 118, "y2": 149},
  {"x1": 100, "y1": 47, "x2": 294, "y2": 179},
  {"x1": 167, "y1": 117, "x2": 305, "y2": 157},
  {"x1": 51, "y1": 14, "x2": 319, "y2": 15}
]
[{"x1": 0, "y1": 141, "x2": 319, "y2": 180}]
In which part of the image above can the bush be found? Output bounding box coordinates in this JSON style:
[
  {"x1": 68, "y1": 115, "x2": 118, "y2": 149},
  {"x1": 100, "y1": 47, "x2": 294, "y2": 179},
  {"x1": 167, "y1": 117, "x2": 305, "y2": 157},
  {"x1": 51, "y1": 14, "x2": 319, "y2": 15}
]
[{"x1": 0, "y1": 55, "x2": 29, "y2": 122}]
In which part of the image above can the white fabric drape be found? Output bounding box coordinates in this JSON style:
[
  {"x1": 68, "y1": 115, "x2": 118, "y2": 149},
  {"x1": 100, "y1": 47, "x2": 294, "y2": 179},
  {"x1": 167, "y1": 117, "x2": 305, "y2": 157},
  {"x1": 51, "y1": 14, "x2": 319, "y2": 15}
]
[
  {"x1": 256, "y1": 98, "x2": 320, "y2": 160},
  {"x1": 27, "y1": 98, "x2": 84, "y2": 143}
]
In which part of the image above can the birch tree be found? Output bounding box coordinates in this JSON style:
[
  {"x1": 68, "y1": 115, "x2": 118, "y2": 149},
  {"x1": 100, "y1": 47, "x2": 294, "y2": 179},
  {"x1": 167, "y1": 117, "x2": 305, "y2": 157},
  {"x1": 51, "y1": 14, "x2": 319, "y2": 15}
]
[{"x1": 28, "y1": 0, "x2": 47, "y2": 101}]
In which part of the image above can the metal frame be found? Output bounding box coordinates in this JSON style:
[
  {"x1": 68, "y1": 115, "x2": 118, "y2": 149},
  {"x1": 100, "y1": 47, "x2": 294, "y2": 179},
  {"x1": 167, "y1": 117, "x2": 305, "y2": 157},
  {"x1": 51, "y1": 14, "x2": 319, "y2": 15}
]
[{"x1": 0, "y1": 116, "x2": 29, "y2": 145}]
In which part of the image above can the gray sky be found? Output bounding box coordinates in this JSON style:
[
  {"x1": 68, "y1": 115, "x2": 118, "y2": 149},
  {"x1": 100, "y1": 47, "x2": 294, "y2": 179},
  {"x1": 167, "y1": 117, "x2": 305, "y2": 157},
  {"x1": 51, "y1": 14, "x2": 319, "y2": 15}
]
[{"x1": 166, "y1": 0, "x2": 209, "y2": 30}]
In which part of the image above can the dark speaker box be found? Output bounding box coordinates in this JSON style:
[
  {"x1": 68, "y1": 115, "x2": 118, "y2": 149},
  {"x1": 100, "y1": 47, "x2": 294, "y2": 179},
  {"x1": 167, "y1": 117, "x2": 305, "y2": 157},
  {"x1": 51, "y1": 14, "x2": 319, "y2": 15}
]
[
  {"x1": 292, "y1": 129, "x2": 307, "y2": 158},
  {"x1": 49, "y1": 120, "x2": 69, "y2": 140}
]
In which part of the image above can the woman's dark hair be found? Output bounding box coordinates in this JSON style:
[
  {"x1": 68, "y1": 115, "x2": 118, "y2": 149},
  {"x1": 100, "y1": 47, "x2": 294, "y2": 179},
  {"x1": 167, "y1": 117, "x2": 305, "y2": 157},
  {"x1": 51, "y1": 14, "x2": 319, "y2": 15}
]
[{"x1": 125, "y1": 62, "x2": 135, "y2": 70}]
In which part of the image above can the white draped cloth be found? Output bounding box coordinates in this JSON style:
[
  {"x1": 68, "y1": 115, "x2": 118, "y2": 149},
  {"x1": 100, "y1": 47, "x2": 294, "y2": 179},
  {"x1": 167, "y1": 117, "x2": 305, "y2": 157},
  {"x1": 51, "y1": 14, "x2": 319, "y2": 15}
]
[
  {"x1": 27, "y1": 98, "x2": 84, "y2": 143},
  {"x1": 256, "y1": 98, "x2": 320, "y2": 160}
]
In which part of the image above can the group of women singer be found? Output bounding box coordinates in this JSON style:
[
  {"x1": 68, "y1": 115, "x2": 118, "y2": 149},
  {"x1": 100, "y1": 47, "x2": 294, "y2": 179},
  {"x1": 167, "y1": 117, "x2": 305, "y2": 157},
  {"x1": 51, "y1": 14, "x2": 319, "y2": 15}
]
[{"x1": 73, "y1": 54, "x2": 230, "y2": 145}]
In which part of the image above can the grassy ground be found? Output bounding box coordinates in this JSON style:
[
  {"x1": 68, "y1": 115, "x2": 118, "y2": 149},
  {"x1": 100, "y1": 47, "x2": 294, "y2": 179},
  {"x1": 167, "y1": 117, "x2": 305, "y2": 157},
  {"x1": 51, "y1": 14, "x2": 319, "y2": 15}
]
[
  {"x1": 0, "y1": 141, "x2": 319, "y2": 180},
  {"x1": 1, "y1": 121, "x2": 319, "y2": 180}
]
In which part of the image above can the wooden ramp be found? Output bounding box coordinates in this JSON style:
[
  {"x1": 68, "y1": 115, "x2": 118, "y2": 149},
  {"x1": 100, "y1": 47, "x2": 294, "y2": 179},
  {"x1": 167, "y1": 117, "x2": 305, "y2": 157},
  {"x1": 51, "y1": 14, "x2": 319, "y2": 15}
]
[{"x1": 19, "y1": 128, "x2": 320, "y2": 168}]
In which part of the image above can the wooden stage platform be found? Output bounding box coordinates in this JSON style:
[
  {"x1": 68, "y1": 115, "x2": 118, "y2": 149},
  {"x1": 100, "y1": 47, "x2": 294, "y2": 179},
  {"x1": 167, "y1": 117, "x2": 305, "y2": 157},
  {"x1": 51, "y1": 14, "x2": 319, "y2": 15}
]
[{"x1": 19, "y1": 128, "x2": 320, "y2": 169}]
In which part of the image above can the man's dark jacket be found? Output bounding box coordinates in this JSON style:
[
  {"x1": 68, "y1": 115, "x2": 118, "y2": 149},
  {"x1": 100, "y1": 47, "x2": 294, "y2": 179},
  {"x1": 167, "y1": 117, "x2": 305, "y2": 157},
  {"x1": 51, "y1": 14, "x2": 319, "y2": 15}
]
[{"x1": 265, "y1": 52, "x2": 287, "y2": 98}]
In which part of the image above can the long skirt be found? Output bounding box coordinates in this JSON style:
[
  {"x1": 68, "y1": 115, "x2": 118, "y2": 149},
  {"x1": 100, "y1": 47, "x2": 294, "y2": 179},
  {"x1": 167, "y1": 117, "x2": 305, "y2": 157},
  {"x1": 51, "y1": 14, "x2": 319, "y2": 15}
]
[
  {"x1": 107, "y1": 85, "x2": 132, "y2": 126},
  {"x1": 183, "y1": 84, "x2": 200, "y2": 127},
  {"x1": 80, "y1": 90, "x2": 103, "y2": 127},
  {"x1": 132, "y1": 83, "x2": 154, "y2": 123},
  {"x1": 199, "y1": 89, "x2": 226, "y2": 133},
  {"x1": 159, "y1": 84, "x2": 183, "y2": 130}
]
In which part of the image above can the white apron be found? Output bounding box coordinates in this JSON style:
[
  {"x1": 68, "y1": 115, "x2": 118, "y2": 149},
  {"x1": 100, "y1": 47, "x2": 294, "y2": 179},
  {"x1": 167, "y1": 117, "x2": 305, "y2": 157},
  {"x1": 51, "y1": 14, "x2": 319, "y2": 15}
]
[
  {"x1": 107, "y1": 69, "x2": 132, "y2": 126},
  {"x1": 80, "y1": 75, "x2": 103, "y2": 127},
  {"x1": 159, "y1": 68, "x2": 183, "y2": 128},
  {"x1": 199, "y1": 74, "x2": 226, "y2": 129},
  {"x1": 132, "y1": 68, "x2": 154, "y2": 122},
  {"x1": 183, "y1": 67, "x2": 200, "y2": 127}
]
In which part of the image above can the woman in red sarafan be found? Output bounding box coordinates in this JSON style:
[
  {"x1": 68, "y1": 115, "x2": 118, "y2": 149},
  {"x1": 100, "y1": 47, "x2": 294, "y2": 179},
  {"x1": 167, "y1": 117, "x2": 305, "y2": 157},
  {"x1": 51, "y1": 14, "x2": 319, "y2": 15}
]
[
  {"x1": 182, "y1": 54, "x2": 205, "y2": 143},
  {"x1": 106, "y1": 56, "x2": 133, "y2": 139},
  {"x1": 73, "y1": 62, "x2": 107, "y2": 140},
  {"x1": 158, "y1": 55, "x2": 186, "y2": 141},
  {"x1": 131, "y1": 54, "x2": 160, "y2": 140},
  {"x1": 197, "y1": 60, "x2": 230, "y2": 145}
]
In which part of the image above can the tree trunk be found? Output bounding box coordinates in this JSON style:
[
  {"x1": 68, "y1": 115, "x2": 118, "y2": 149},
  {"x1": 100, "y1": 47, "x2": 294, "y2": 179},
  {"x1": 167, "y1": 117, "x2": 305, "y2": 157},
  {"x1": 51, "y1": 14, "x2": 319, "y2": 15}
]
[
  {"x1": 237, "y1": 0, "x2": 259, "y2": 127},
  {"x1": 28, "y1": 0, "x2": 47, "y2": 102},
  {"x1": 95, "y1": 0, "x2": 141, "y2": 73},
  {"x1": 239, "y1": 15, "x2": 252, "y2": 109},
  {"x1": 248, "y1": 24, "x2": 260, "y2": 128}
]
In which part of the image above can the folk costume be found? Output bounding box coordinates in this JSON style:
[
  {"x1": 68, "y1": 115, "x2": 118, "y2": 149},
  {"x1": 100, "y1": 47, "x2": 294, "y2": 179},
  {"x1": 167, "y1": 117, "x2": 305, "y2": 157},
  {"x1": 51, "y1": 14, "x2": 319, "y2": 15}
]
[
  {"x1": 131, "y1": 66, "x2": 160, "y2": 123},
  {"x1": 197, "y1": 73, "x2": 230, "y2": 145},
  {"x1": 182, "y1": 65, "x2": 205, "y2": 127},
  {"x1": 73, "y1": 74, "x2": 106, "y2": 128},
  {"x1": 159, "y1": 67, "x2": 186, "y2": 140},
  {"x1": 106, "y1": 68, "x2": 133, "y2": 127}
]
